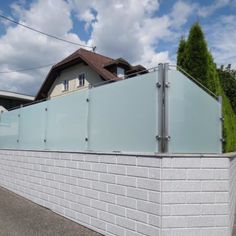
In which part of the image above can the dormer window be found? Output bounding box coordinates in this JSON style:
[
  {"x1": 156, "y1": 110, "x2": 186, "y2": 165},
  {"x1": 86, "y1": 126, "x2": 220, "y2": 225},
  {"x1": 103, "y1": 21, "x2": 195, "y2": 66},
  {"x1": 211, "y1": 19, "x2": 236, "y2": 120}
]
[
  {"x1": 117, "y1": 67, "x2": 125, "y2": 78},
  {"x1": 78, "y1": 73, "x2": 85, "y2": 87},
  {"x1": 62, "y1": 80, "x2": 69, "y2": 91}
]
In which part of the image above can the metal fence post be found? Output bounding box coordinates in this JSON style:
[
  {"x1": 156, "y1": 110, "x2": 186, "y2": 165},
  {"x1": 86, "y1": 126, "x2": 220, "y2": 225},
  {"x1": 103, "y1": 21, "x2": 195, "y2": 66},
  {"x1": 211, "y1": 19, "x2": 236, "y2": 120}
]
[
  {"x1": 157, "y1": 63, "x2": 169, "y2": 153},
  {"x1": 157, "y1": 63, "x2": 164, "y2": 152},
  {"x1": 163, "y1": 63, "x2": 169, "y2": 153}
]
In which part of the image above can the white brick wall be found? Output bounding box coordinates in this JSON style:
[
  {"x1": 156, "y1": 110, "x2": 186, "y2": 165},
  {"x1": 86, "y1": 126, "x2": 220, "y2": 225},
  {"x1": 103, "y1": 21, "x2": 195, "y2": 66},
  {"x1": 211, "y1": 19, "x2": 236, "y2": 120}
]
[
  {"x1": 0, "y1": 150, "x2": 235, "y2": 236},
  {"x1": 0, "y1": 150, "x2": 161, "y2": 236},
  {"x1": 161, "y1": 156, "x2": 231, "y2": 236},
  {"x1": 230, "y1": 156, "x2": 236, "y2": 235}
]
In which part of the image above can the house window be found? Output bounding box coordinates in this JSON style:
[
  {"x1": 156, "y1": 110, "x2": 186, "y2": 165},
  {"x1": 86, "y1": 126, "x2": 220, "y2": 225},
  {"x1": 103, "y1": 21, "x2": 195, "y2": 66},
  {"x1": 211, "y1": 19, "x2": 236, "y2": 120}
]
[
  {"x1": 62, "y1": 80, "x2": 69, "y2": 91},
  {"x1": 78, "y1": 73, "x2": 85, "y2": 87},
  {"x1": 117, "y1": 67, "x2": 125, "y2": 78}
]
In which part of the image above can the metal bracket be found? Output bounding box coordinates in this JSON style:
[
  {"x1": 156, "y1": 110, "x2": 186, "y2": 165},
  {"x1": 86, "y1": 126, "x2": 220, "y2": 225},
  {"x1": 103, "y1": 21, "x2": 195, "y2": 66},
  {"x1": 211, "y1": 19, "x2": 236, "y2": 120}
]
[
  {"x1": 86, "y1": 98, "x2": 89, "y2": 102},
  {"x1": 165, "y1": 82, "x2": 170, "y2": 88},
  {"x1": 156, "y1": 82, "x2": 161, "y2": 88}
]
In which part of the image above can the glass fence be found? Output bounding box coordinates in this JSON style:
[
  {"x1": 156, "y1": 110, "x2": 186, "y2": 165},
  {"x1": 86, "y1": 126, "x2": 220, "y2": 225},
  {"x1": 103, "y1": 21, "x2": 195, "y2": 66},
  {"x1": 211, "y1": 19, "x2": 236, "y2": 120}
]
[
  {"x1": 0, "y1": 71, "x2": 159, "y2": 153},
  {"x1": 0, "y1": 66, "x2": 222, "y2": 153},
  {"x1": 168, "y1": 70, "x2": 222, "y2": 153}
]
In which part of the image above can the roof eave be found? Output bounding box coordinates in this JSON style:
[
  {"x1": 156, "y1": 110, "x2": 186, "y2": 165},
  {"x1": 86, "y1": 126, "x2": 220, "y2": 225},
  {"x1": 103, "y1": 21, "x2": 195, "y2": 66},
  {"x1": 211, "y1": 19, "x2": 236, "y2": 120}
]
[{"x1": 35, "y1": 53, "x2": 119, "y2": 100}]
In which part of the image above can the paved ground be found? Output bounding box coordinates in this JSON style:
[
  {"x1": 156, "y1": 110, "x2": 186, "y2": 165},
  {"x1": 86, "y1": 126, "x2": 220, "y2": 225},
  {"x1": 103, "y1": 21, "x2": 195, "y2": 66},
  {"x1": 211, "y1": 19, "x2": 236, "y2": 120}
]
[{"x1": 0, "y1": 187, "x2": 102, "y2": 236}]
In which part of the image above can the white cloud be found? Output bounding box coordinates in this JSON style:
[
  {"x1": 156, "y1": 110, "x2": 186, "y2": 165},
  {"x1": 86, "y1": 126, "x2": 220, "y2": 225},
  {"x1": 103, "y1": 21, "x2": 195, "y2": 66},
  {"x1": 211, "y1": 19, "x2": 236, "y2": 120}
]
[
  {"x1": 206, "y1": 15, "x2": 236, "y2": 68},
  {"x1": 0, "y1": 0, "x2": 196, "y2": 95},
  {"x1": 170, "y1": 0, "x2": 195, "y2": 29},
  {"x1": 71, "y1": 0, "x2": 173, "y2": 67},
  {"x1": 79, "y1": 9, "x2": 95, "y2": 31},
  {"x1": 198, "y1": 0, "x2": 230, "y2": 17},
  {"x1": 0, "y1": 0, "x2": 88, "y2": 95}
]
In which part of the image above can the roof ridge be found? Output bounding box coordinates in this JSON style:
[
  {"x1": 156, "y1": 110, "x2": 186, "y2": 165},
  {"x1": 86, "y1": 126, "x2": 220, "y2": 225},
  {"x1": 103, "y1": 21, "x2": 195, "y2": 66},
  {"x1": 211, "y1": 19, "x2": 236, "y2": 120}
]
[{"x1": 78, "y1": 48, "x2": 114, "y2": 61}]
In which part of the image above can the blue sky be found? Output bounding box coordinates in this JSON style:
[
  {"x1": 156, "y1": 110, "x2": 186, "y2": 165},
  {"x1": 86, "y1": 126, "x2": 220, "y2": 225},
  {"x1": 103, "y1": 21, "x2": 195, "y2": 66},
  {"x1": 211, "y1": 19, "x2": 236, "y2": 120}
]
[{"x1": 0, "y1": 0, "x2": 235, "y2": 95}]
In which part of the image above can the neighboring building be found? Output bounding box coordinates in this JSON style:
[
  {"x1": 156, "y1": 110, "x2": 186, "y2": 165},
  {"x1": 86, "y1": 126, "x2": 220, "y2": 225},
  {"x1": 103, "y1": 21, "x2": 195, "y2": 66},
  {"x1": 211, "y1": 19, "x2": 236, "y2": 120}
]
[
  {"x1": 0, "y1": 90, "x2": 34, "y2": 111},
  {"x1": 35, "y1": 48, "x2": 146, "y2": 100}
]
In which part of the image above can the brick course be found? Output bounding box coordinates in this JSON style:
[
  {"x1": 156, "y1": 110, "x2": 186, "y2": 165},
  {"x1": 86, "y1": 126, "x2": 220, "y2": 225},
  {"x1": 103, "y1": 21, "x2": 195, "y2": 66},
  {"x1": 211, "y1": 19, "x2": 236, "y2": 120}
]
[
  {"x1": 0, "y1": 150, "x2": 235, "y2": 236},
  {"x1": 0, "y1": 150, "x2": 160, "y2": 236}
]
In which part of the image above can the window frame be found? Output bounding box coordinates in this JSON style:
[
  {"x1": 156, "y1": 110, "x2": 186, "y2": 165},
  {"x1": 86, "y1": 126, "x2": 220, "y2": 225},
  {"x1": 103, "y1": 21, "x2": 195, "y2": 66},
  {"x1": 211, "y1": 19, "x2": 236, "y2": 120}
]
[
  {"x1": 78, "y1": 73, "x2": 85, "y2": 87},
  {"x1": 117, "y1": 67, "x2": 125, "y2": 78},
  {"x1": 62, "y1": 80, "x2": 69, "y2": 92}
]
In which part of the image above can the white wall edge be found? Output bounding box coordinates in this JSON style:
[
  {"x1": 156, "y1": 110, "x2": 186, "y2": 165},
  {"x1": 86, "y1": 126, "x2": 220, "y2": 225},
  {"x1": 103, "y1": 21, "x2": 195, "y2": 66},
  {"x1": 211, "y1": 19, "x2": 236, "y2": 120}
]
[{"x1": 0, "y1": 148, "x2": 235, "y2": 158}]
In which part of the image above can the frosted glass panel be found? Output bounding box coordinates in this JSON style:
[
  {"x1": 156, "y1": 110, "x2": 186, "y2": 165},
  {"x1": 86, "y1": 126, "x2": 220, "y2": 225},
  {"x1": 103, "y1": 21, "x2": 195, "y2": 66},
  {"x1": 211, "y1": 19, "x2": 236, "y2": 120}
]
[
  {"x1": 0, "y1": 69, "x2": 221, "y2": 154},
  {"x1": 46, "y1": 90, "x2": 88, "y2": 151},
  {"x1": 19, "y1": 102, "x2": 47, "y2": 150},
  {"x1": 0, "y1": 110, "x2": 19, "y2": 148},
  {"x1": 88, "y1": 72, "x2": 158, "y2": 152},
  {"x1": 168, "y1": 70, "x2": 221, "y2": 153}
]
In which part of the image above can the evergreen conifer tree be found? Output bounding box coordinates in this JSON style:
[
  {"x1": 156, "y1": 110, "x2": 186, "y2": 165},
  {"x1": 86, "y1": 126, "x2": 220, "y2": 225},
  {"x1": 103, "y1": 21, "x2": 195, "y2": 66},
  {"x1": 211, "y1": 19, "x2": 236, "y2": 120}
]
[
  {"x1": 185, "y1": 22, "x2": 208, "y2": 86},
  {"x1": 177, "y1": 36, "x2": 187, "y2": 68},
  {"x1": 206, "y1": 52, "x2": 221, "y2": 95},
  {"x1": 176, "y1": 22, "x2": 236, "y2": 152}
]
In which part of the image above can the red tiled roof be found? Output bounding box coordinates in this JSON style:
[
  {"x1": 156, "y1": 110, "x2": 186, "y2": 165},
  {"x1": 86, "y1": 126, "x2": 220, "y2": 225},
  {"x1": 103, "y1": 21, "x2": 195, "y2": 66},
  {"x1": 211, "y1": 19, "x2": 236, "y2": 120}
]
[
  {"x1": 53, "y1": 48, "x2": 119, "y2": 81},
  {"x1": 35, "y1": 48, "x2": 146, "y2": 100},
  {"x1": 35, "y1": 48, "x2": 120, "y2": 100}
]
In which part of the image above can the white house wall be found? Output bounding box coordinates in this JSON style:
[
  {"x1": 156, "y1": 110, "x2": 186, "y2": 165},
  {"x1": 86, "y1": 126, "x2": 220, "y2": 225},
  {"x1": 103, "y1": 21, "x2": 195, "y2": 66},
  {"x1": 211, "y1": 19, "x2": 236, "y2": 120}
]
[{"x1": 48, "y1": 64, "x2": 103, "y2": 98}]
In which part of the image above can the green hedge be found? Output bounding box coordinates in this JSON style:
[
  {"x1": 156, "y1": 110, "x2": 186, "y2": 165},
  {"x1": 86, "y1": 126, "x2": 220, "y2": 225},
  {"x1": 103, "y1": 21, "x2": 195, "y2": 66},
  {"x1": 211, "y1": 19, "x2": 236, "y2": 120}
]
[
  {"x1": 222, "y1": 95, "x2": 236, "y2": 152},
  {"x1": 177, "y1": 22, "x2": 236, "y2": 152}
]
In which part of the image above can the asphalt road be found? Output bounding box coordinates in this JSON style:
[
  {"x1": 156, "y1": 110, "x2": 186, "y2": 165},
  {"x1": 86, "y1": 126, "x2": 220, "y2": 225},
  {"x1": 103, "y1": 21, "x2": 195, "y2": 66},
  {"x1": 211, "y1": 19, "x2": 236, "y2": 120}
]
[{"x1": 0, "y1": 186, "x2": 102, "y2": 236}]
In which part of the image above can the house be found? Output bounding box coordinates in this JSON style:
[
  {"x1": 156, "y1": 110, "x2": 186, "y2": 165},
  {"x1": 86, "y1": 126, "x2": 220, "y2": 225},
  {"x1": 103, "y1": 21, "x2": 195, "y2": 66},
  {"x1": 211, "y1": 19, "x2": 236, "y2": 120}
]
[
  {"x1": 0, "y1": 90, "x2": 34, "y2": 111},
  {"x1": 35, "y1": 48, "x2": 147, "y2": 100}
]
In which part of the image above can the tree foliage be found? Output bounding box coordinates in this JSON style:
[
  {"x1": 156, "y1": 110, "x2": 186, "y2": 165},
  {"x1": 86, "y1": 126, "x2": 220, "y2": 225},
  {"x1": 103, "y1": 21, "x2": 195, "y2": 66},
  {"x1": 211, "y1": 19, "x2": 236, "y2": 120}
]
[
  {"x1": 222, "y1": 95, "x2": 236, "y2": 151},
  {"x1": 177, "y1": 23, "x2": 236, "y2": 152},
  {"x1": 177, "y1": 36, "x2": 187, "y2": 69},
  {"x1": 185, "y1": 23, "x2": 209, "y2": 86},
  {"x1": 206, "y1": 53, "x2": 221, "y2": 95},
  {"x1": 218, "y1": 65, "x2": 236, "y2": 114}
]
